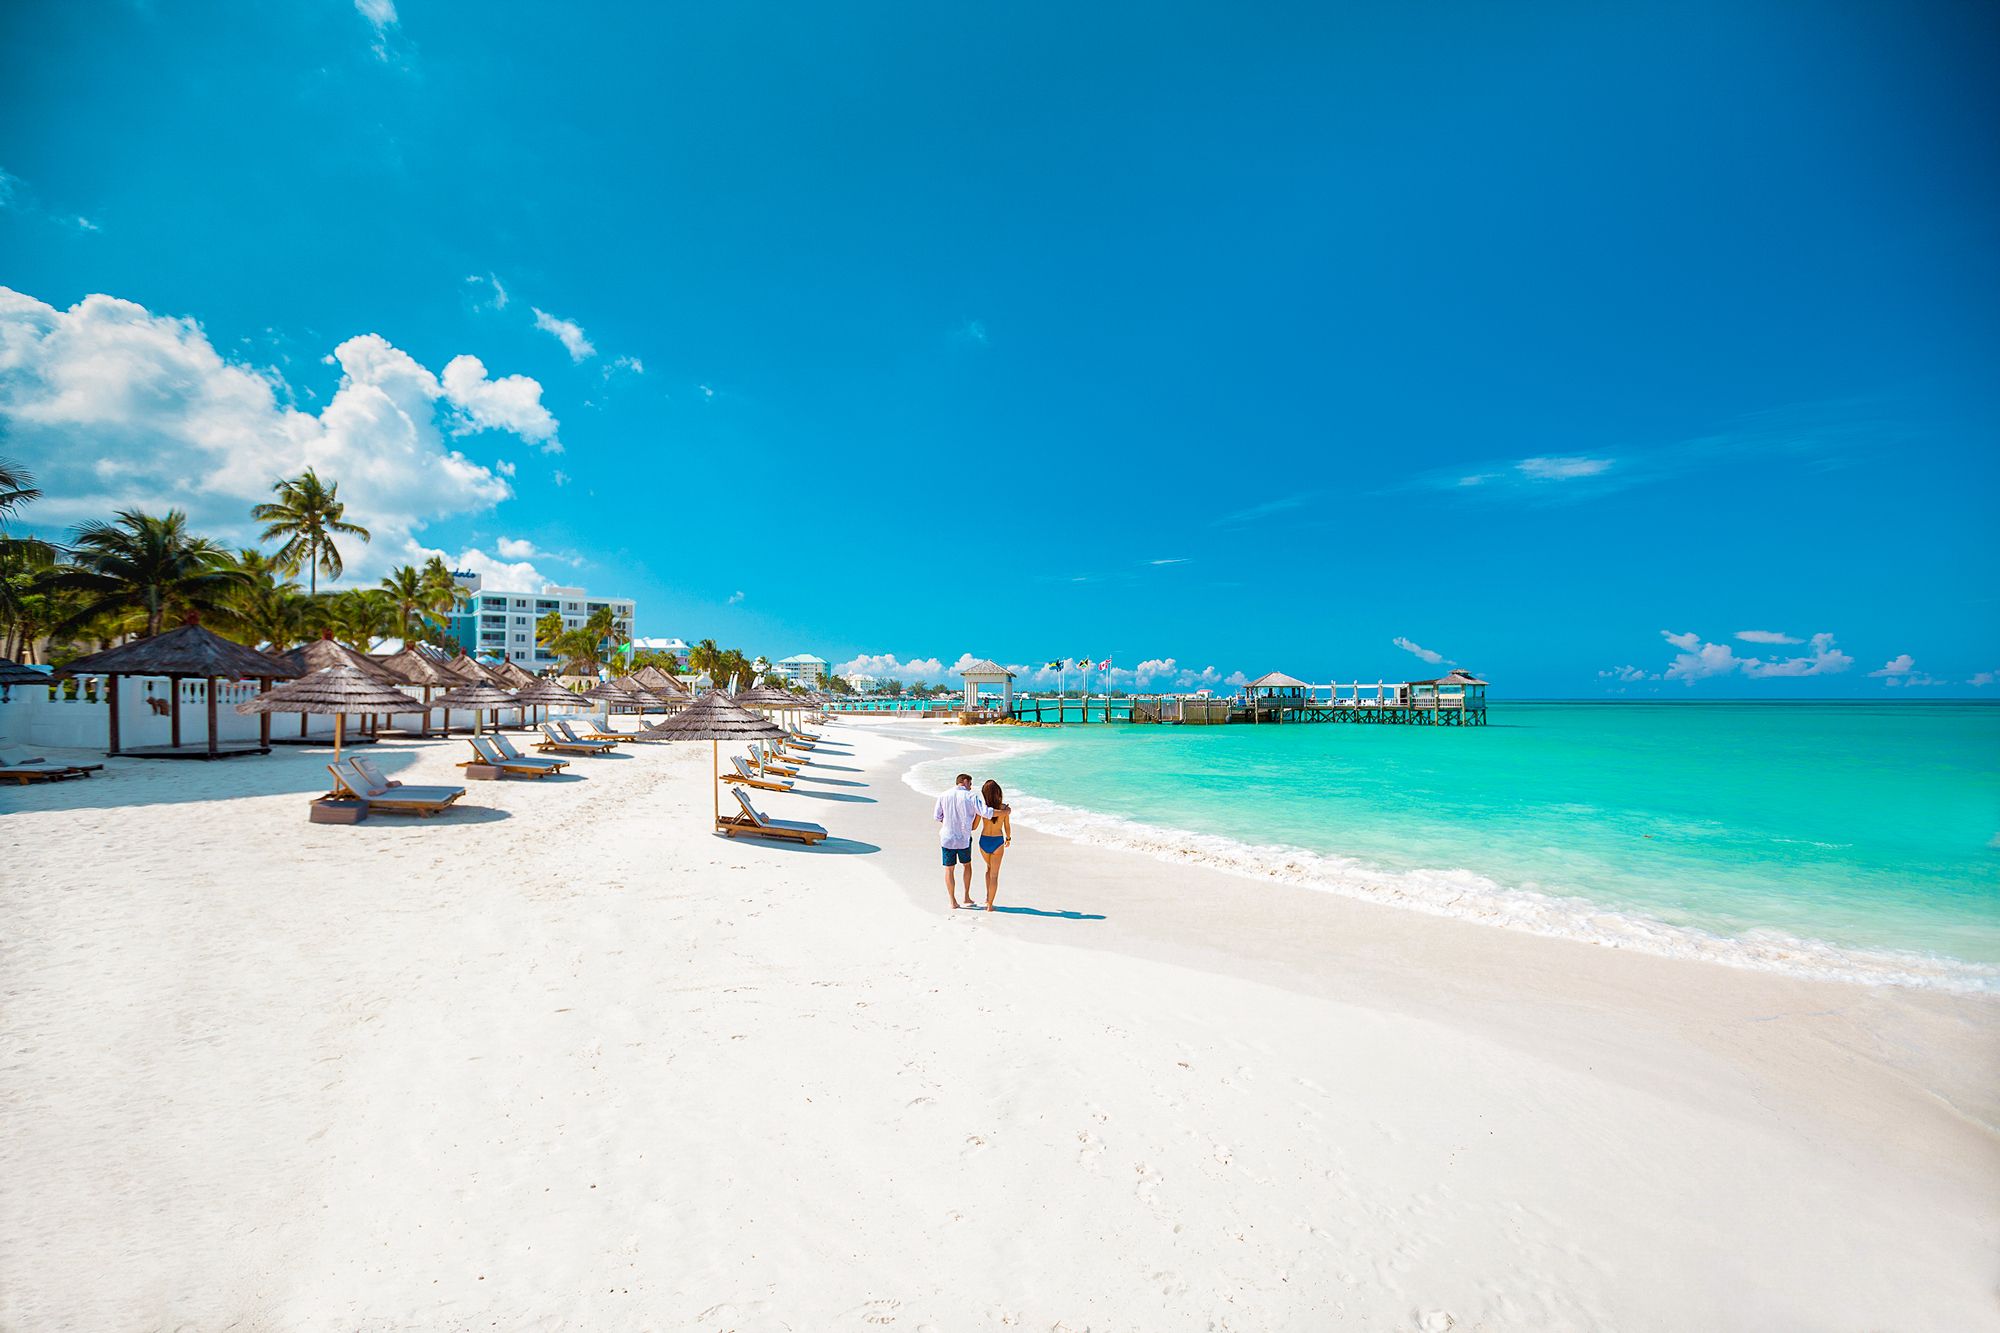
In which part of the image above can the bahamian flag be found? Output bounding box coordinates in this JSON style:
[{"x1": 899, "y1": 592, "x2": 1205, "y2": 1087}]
[{"x1": 1046, "y1": 659, "x2": 1065, "y2": 671}]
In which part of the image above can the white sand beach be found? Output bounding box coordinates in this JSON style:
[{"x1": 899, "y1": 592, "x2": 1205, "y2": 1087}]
[{"x1": 3, "y1": 718, "x2": 1996, "y2": 1331}]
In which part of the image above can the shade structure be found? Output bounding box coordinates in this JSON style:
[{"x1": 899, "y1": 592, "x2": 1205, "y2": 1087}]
[
  {"x1": 375, "y1": 648, "x2": 461, "y2": 687},
  {"x1": 611, "y1": 675, "x2": 682, "y2": 710},
  {"x1": 511, "y1": 676, "x2": 581, "y2": 723},
  {"x1": 59, "y1": 619, "x2": 299, "y2": 758},
  {"x1": 448, "y1": 651, "x2": 501, "y2": 684},
  {"x1": 276, "y1": 633, "x2": 400, "y2": 683},
  {"x1": 432, "y1": 681, "x2": 521, "y2": 736},
  {"x1": 578, "y1": 679, "x2": 646, "y2": 711},
  {"x1": 629, "y1": 664, "x2": 688, "y2": 697},
  {"x1": 236, "y1": 663, "x2": 426, "y2": 763},
  {"x1": 632, "y1": 690, "x2": 787, "y2": 826},
  {"x1": 0, "y1": 656, "x2": 50, "y2": 688},
  {"x1": 489, "y1": 660, "x2": 540, "y2": 691}
]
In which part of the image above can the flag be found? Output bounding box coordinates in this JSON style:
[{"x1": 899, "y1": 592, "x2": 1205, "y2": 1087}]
[
  {"x1": 1045, "y1": 659, "x2": 1065, "y2": 672},
  {"x1": 1098, "y1": 658, "x2": 1112, "y2": 671}
]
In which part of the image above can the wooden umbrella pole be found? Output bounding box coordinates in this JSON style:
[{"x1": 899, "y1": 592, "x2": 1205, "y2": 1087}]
[
  {"x1": 206, "y1": 676, "x2": 218, "y2": 757},
  {"x1": 712, "y1": 739, "x2": 719, "y2": 827},
  {"x1": 335, "y1": 712, "x2": 345, "y2": 765}
]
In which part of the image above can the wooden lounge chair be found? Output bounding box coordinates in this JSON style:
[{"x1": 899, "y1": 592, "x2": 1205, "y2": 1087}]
[
  {"x1": 0, "y1": 755, "x2": 101, "y2": 784},
  {"x1": 326, "y1": 759, "x2": 465, "y2": 816},
  {"x1": 489, "y1": 732, "x2": 573, "y2": 771},
  {"x1": 717, "y1": 786, "x2": 827, "y2": 845},
  {"x1": 537, "y1": 721, "x2": 614, "y2": 754},
  {"x1": 572, "y1": 716, "x2": 630, "y2": 743},
  {"x1": 752, "y1": 744, "x2": 799, "y2": 777},
  {"x1": 724, "y1": 754, "x2": 793, "y2": 792},
  {"x1": 780, "y1": 734, "x2": 817, "y2": 751},
  {"x1": 460, "y1": 734, "x2": 566, "y2": 778},
  {"x1": 555, "y1": 719, "x2": 619, "y2": 749}
]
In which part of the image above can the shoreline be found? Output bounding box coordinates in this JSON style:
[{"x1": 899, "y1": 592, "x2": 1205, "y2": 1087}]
[
  {"x1": 896, "y1": 724, "x2": 2000, "y2": 995},
  {"x1": 3, "y1": 717, "x2": 1996, "y2": 1328}
]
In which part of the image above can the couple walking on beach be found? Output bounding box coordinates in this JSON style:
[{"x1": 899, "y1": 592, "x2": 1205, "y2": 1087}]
[{"x1": 934, "y1": 772, "x2": 1012, "y2": 911}]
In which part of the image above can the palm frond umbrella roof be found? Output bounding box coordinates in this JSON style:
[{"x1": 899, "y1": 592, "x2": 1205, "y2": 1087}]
[
  {"x1": 235, "y1": 664, "x2": 426, "y2": 716},
  {"x1": 448, "y1": 651, "x2": 501, "y2": 684},
  {"x1": 513, "y1": 677, "x2": 583, "y2": 708},
  {"x1": 629, "y1": 664, "x2": 689, "y2": 696},
  {"x1": 577, "y1": 679, "x2": 642, "y2": 705},
  {"x1": 633, "y1": 690, "x2": 785, "y2": 742},
  {"x1": 489, "y1": 660, "x2": 540, "y2": 690},
  {"x1": 276, "y1": 633, "x2": 401, "y2": 683},
  {"x1": 432, "y1": 682, "x2": 522, "y2": 710},
  {"x1": 375, "y1": 647, "x2": 463, "y2": 686},
  {"x1": 0, "y1": 657, "x2": 50, "y2": 686},
  {"x1": 734, "y1": 686, "x2": 807, "y2": 710},
  {"x1": 611, "y1": 674, "x2": 682, "y2": 704},
  {"x1": 60, "y1": 621, "x2": 300, "y2": 681}
]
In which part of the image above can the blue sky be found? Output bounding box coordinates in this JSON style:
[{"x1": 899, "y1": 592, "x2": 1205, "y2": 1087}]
[{"x1": 2, "y1": 0, "x2": 1996, "y2": 695}]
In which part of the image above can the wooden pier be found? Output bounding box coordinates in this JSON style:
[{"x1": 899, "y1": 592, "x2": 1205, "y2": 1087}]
[{"x1": 971, "y1": 668, "x2": 1489, "y2": 728}]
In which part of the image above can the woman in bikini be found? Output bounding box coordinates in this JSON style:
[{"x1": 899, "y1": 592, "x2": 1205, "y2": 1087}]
[{"x1": 975, "y1": 779, "x2": 1013, "y2": 910}]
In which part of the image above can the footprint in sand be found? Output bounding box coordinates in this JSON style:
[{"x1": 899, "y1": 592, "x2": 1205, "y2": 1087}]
[
  {"x1": 852, "y1": 1296, "x2": 902, "y2": 1324},
  {"x1": 1416, "y1": 1312, "x2": 1456, "y2": 1332}
]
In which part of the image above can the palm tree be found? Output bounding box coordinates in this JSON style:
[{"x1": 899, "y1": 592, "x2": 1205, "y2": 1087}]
[
  {"x1": 224, "y1": 548, "x2": 308, "y2": 648},
  {"x1": 50, "y1": 510, "x2": 245, "y2": 638},
  {"x1": 320, "y1": 588, "x2": 394, "y2": 651},
  {"x1": 0, "y1": 456, "x2": 42, "y2": 531},
  {"x1": 380, "y1": 564, "x2": 452, "y2": 640},
  {"x1": 687, "y1": 638, "x2": 723, "y2": 682},
  {"x1": 544, "y1": 605, "x2": 620, "y2": 672},
  {"x1": 251, "y1": 469, "x2": 370, "y2": 595}
]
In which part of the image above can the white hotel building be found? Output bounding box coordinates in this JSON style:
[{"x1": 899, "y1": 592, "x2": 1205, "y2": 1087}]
[{"x1": 447, "y1": 574, "x2": 635, "y2": 670}]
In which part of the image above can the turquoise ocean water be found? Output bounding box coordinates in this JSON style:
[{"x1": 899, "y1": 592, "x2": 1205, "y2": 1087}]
[{"x1": 906, "y1": 703, "x2": 2000, "y2": 991}]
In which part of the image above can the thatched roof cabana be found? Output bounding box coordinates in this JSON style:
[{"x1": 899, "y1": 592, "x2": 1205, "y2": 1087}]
[
  {"x1": 630, "y1": 664, "x2": 688, "y2": 697},
  {"x1": 448, "y1": 651, "x2": 501, "y2": 684},
  {"x1": 0, "y1": 657, "x2": 50, "y2": 689},
  {"x1": 512, "y1": 677, "x2": 582, "y2": 719},
  {"x1": 59, "y1": 619, "x2": 298, "y2": 758},
  {"x1": 489, "y1": 660, "x2": 540, "y2": 691},
  {"x1": 277, "y1": 632, "x2": 400, "y2": 683},
  {"x1": 375, "y1": 648, "x2": 460, "y2": 687}
]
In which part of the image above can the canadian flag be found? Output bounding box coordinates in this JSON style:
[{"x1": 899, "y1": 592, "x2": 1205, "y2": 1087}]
[{"x1": 1098, "y1": 658, "x2": 1112, "y2": 671}]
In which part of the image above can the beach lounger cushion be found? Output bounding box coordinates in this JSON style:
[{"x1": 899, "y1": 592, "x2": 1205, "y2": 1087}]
[{"x1": 718, "y1": 787, "x2": 828, "y2": 843}]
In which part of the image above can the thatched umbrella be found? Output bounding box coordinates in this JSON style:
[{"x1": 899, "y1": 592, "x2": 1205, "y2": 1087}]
[
  {"x1": 237, "y1": 664, "x2": 426, "y2": 765},
  {"x1": 512, "y1": 676, "x2": 581, "y2": 725},
  {"x1": 448, "y1": 651, "x2": 501, "y2": 685},
  {"x1": 432, "y1": 682, "x2": 521, "y2": 737},
  {"x1": 489, "y1": 660, "x2": 540, "y2": 691},
  {"x1": 59, "y1": 617, "x2": 299, "y2": 758},
  {"x1": 632, "y1": 690, "x2": 785, "y2": 825},
  {"x1": 736, "y1": 685, "x2": 812, "y2": 737},
  {"x1": 274, "y1": 632, "x2": 403, "y2": 740},
  {"x1": 578, "y1": 679, "x2": 645, "y2": 714},
  {"x1": 375, "y1": 648, "x2": 461, "y2": 736},
  {"x1": 630, "y1": 664, "x2": 688, "y2": 698}
]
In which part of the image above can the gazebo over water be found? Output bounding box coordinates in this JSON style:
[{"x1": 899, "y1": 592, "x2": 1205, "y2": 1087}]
[{"x1": 956, "y1": 659, "x2": 1016, "y2": 712}]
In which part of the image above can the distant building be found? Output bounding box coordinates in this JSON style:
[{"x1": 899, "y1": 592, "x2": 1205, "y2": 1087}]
[
  {"x1": 446, "y1": 574, "x2": 635, "y2": 671},
  {"x1": 844, "y1": 672, "x2": 878, "y2": 693},
  {"x1": 774, "y1": 653, "x2": 828, "y2": 687},
  {"x1": 629, "y1": 636, "x2": 689, "y2": 660}
]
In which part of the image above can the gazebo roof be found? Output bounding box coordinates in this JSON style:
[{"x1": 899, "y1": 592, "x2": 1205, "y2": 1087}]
[
  {"x1": 488, "y1": 660, "x2": 541, "y2": 690},
  {"x1": 276, "y1": 634, "x2": 401, "y2": 683},
  {"x1": 1411, "y1": 669, "x2": 1489, "y2": 687},
  {"x1": 61, "y1": 621, "x2": 300, "y2": 681},
  {"x1": 375, "y1": 648, "x2": 463, "y2": 687},
  {"x1": 447, "y1": 652, "x2": 500, "y2": 683},
  {"x1": 1245, "y1": 671, "x2": 1310, "y2": 689},
  {"x1": 630, "y1": 664, "x2": 688, "y2": 696},
  {"x1": 513, "y1": 677, "x2": 582, "y2": 707},
  {"x1": 433, "y1": 682, "x2": 522, "y2": 710},
  {"x1": 0, "y1": 656, "x2": 51, "y2": 687},
  {"x1": 955, "y1": 659, "x2": 1015, "y2": 679}
]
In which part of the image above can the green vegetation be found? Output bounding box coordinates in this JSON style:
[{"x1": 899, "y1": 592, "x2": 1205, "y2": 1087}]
[{"x1": 251, "y1": 468, "x2": 370, "y2": 595}]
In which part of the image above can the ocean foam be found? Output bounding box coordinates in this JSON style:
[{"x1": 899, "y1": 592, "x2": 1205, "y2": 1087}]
[{"x1": 900, "y1": 742, "x2": 2000, "y2": 995}]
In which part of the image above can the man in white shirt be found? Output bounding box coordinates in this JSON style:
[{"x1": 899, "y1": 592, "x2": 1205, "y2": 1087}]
[{"x1": 934, "y1": 772, "x2": 994, "y2": 909}]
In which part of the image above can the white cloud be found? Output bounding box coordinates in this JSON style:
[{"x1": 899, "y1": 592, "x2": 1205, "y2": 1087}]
[
  {"x1": 531, "y1": 307, "x2": 596, "y2": 362},
  {"x1": 407, "y1": 541, "x2": 550, "y2": 594},
  {"x1": 699, "y1": 383, "x2": 715, "y2": 400},
  {"x1": 0, "y1": 286, "x2": 562, "y2": 581},
  {"x1": 1516, "y1": 456, "x2": 1612, "y2": 481},
  {"x1": 1740, "y1": 633, "x2": 1852, "y2": 679},
  {"x1": 1134, "y1": 658, "x2": 1176, "y2": 681},
  {"x1": 0, "y1": 169, "x2": 16, "y2": 209},
  {"x1": 1735, "y1": 629, "x2": 1802, "y2": 645},
  {"x1": 440, "y1": 354, "x2": 561, "y2": 451},
  {"x1": 74, "y1": 216, "x2": 99, "y2": 233},
  {"x1": 492, "y1": 536, "x2": 577, "y2": 565},
  {"x1": 1225, "y1": 670, "x2": 1249, "y2": 688},
  {"x1": 957, "y1": 319, "x2": 989, "y2": 345},
  {"x1": 1658, "y1": 629, "x2": 1852, "y2": 684},
  {"x1": 726, "y1": 590, "x2": 745, "y2": 605},
  {"x1": 551, "y1": 469, "x2": 571, "y2": 486},
  {"x1": 605, "y1": 354, "x2": 644, "y2": 379},
  {"x1": 494, "y1": 459, "x2": 516, "y2": 478},
  {"x1": 354, "y1": 0, "x2": 399, "y2": 58},
  {"x1": 465, "y1": 272, "x2": 509, "y2": 312},
  {"x1": 836, "y1": 653, "x2": 946, "y2": 681},
  {"x1": 1148, "y1": 557, "x2": 1189, "y2": 566},
  {"x1": 1393, "y1": 636, "x2": 1450, "y2": 666},
  {"x1": 1599, "y1": 665, "x2": 1650, "y2": 682},
  {"x1": 1970, "y1": 671, "x2": 1995, "y2": 687},
  {"x1": 1868, "y1": 654, "x2": 1916, "y2": 678}
]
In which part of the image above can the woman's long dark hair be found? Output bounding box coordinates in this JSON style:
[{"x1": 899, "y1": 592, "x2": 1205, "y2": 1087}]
[{"x1": 981, "y1": 779, "x2": 1004, "y2": 810}]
